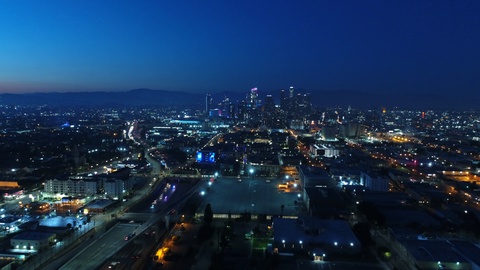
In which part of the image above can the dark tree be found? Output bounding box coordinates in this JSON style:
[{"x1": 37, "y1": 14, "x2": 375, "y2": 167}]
[
  {"x1": 197, "y1": 224, "x2": 214, "y2": 243},
  {"x1": 204, "y1": 203, "x2": 213, "y2": 225},
  {"x1": 357, "y1": 201, "x2": 386, "y2": 228},
  {"x1": 352, "y1": 222, "x2": 373, "y2": 246}
]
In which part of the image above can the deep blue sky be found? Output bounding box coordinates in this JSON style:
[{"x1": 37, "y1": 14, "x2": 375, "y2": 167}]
[{"x1": 1, "y1": 0, "x2": 479, "y2": 97}]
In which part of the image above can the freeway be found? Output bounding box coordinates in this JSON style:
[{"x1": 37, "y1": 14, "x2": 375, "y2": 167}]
[
  {"x1": 36, "y1": 147, "x2": 164, "y2": 270},
  {"x1": 42, "y1": 120, "x2": 205, "y2": 270},
  {"x1": 59, "y1": 223, "x2": 138, "y2": 270},
  {"x1": 56, "y1": 177, "x2": 203, "y2": 270},
  {"x1": 99, "y1": 228, "x2": 160, "y2": 270}
]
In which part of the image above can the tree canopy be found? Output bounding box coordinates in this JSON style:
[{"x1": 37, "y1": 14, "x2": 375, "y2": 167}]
[{"x1": 204, "y1": 203, "x2": 213, "y2": 225}]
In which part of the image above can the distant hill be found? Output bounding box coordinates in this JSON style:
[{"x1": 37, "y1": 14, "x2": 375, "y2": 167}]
[
  {"x1": 0, "y1": 89, "x2": 204, "y2": 107},
  {"x1": 0, "y1": 88, "x2": 476, "y2": 110}
]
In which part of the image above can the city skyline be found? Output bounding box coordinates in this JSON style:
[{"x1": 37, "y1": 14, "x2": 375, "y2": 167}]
[
  {"x1": 1, "y1": 92, "x2": 480, "y2": 268},
  {"x1": 1, "y1": 1, "x2": 480, "y2": 101}
]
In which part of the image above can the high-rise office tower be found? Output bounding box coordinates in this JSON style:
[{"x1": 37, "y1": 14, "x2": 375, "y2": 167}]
[
  {"x1": 223, "y1": 96, "x2": 231, "y2": 118},
  {"x1": 264, "y1": 95, "x2": 275, "y2": 115},
  {"x1": 280, "y1": 89, "x2": 287, "y2": 109},
  {"x1": 287, "y1": 86, "x2": 295, "y2": 119},
  {"x1": 206, "y1": 93, "x2": 212, "y2": 115},
  {"x1": 229, "y1": 103, "x2": 236, "y2": 121},
  {"x1": 303, "y1": 93, "x2": 312, "y2": 115},
  {"x1": 250, "y1": 87, "x2": 258, "y2": 107},
  {"x1": 263, "y1": 94, "x2": 276, "y2": 127},
  {"x1": 237, "y1": 100, "x2": 246, "y2": 122}
]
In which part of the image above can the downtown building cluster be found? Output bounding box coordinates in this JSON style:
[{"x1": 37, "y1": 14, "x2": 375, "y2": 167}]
[{"x1": 205, "y1": 86, "x2": 312, "y2": 128}]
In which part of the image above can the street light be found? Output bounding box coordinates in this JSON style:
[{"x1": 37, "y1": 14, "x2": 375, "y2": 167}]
[{"x1": 249, "y1": 168, "x2": 254, "y2": 178}]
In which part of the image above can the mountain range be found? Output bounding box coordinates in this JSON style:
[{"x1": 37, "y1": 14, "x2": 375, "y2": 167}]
[{"x1": 0, "y1": 89, "x2": 476, "y2": 110}]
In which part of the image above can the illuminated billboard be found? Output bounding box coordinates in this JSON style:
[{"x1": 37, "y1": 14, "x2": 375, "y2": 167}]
[{"x1": 196, "y1": 151, "x2": 216, "y2": 164}]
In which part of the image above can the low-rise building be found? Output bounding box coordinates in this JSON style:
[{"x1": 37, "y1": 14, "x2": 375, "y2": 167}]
[
  {"x1": 297, "y1": 166, "x2": 335, "y2": 188},
  {"x1": 305, "y1": 188, "x2": 349, "y2": 219},
  {"x1": 401, "y1": 240, "x2": 470, "y2": 270},
  {"x1": 0, "y1": 216, "x2": 21, "y2": 233},
  {"x1": 272, "y1": 216, "x2": 361, "y2": 260},
  {"x1": 11, "y1": 231, "x2": 56, "y2": 251},
  {"x1": 310, "y1": 144, "x2": 340, "y2": 158},
  {"x1": 44, "y1": 178, "x2": 97, "y2": 196},
  {"x1": 247, "y1": 154, "x2": 280, "y2": 177},
  {"x1": 104, "y1": 179, "x2": 126, "y2": 200},
  {"x1": 360, "y1": 171, "x2": 389, "y2": 192}
]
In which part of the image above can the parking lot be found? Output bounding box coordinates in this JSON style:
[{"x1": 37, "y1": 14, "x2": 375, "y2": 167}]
[{"x1": 198, "y1": 176, "x2": 303, "y2": 217}]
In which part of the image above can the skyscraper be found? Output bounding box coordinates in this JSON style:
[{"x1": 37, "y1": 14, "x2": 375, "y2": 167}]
[
  {"x1": 264, "y1": 95, "x2": 275, "y2": 115},
  {"x1": 280, "y1": 89, "x2": 287, "y2": 109},
  {"x1": 237, "y1": 100, "x2": 246, "y2": 122},
  {"x1": 303, "y1": 93, "x2": 312, "y2": 115},
  {"x1": 250, "y1": 87, "x2": 258, "y2": 107},
  {"x1": 223, "y1": 96, "x2": 231, "y2": 118},
  {"x1": 206, "y1": 93, "x2": 212, "y2": 115},
  {"x1": 229, "y1": 103, "x2": 236, "y2": 121}
]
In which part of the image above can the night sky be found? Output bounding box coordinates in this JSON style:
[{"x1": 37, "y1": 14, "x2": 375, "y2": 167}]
[{"x1": 1, "y1": 1, "x2": 479, "y2": 98}]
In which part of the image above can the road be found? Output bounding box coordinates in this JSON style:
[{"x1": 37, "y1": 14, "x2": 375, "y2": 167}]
[
  {"x1": 43, "y1": 120, "x2": 207, "y2": 270},
  {"x1": 100, "y1": 228, "x2": 160, "y2": 270},
  {"x1": 295, "y1": 260, "x2": 386, "y2": 270},
  {"x1": 59, "y1": 223, "x2": 138, "y2": 270},
  {"x1": 36, "y1": 155, "x2": 165, "y2": 270},
  {"x1": 55, "y1": 178, "x2": 203, "y2": 270}
]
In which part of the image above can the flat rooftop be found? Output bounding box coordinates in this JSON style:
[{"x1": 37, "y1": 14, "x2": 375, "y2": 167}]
[
  {"x1": 86, "y1": 199, "x2": 115, "y2": 209},
  {"x1": 12, "y1": 231, "x2": 55, "y2": 241},
  {"x1": 402, "y1": 240, "x2": 467, "y2": 264},
  {"x1": 198, "y1": 176, "x2": 302, "y2": 216}
]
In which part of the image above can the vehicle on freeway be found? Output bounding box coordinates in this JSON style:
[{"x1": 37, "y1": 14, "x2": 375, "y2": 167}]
[
  {"x1": 108, "y1": 261, "x2": 120, "y2": 269},
  {"x1": 124, "y1": 232, "x2": 136, "y2": 240}
]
